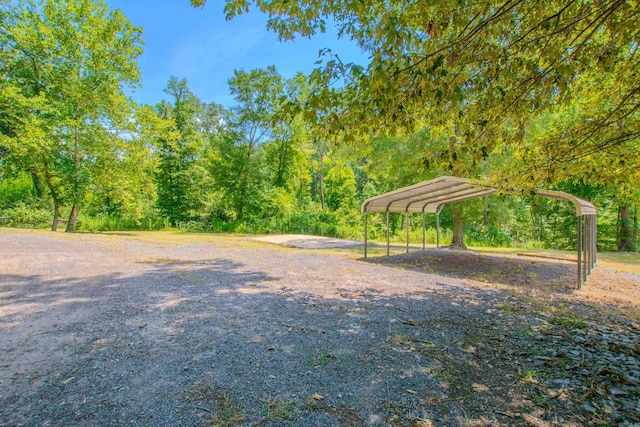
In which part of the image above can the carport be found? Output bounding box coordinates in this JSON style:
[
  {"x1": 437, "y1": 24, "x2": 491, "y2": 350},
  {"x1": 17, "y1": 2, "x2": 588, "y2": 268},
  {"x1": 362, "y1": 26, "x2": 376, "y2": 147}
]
[{"x1": 361, "y1": 176, "x2": 597, "y2": 288}]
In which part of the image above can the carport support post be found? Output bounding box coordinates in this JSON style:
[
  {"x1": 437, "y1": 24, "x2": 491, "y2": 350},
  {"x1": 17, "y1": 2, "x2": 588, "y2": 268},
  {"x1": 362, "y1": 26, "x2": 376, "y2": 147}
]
[
  {"x1": 591, "y1": 215, "x2": 596, "y2": 273},
  {"x1": 364, "y1": 212, "x2": 368, "y2": 259},
  {"x1": 591, "y1": 215, "x2": 598, "y2": 268},
  {"x1": 583, "y1": 215, "x2": 588, "y2": 281},
  {"x1": 422, "y1": 211, "x2": 426, "y2": 251},
  {"x1": 587, "y1": 216, "x2": 592, "y2": 274},
  {"x1": 593, "y1": 218, "x2": 598, "y2": 267},
  {"x1": 386, "y1": 210, "x2": 390, "y2": 257},
  {"x1": 436, "y1": 211, "x2": 440, "y2": 248},
  {"x1": 405, "y1": 210, "x2": 409, "y2": 254},
  {"x1": 577, "y1": 215, "x2": 582, "y2": 289}
]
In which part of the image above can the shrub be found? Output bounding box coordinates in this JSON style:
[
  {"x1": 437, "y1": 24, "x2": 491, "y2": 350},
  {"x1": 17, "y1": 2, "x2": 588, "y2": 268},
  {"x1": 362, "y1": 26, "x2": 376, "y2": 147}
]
[{"x1": 0, "y1": 202, "x2": 51, "y2": 228}]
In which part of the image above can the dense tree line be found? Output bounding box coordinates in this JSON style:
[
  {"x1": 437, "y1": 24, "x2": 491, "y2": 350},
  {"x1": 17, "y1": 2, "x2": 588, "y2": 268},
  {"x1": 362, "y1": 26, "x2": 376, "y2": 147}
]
[{"x1": 1, "y1": 0, "x2": 638, "y2": 251}]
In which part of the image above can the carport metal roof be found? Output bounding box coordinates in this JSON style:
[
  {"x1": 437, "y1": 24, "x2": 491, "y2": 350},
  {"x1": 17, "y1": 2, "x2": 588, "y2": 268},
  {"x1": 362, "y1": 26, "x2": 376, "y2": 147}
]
[
  {"x1": 361, "y1": 176, "x2": 597, "y2": 289},
  {"x1": 361, "y1": 176, "x2": 596, "y2": 216}
]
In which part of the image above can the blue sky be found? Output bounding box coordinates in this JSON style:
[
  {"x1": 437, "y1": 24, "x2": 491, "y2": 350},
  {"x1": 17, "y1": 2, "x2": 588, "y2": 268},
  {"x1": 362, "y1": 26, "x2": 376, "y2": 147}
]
[{"x1": 104, "y1": 0, "x2": 368, "y2": 107}]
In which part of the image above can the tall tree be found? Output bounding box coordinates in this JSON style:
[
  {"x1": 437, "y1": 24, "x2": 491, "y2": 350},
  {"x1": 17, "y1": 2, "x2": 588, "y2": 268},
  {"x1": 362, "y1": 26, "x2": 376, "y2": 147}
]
[
  {"x1": 227, "y1": 65, "x2": 284, "y2": 221},
  {"x1": 0, "y1": 0, "x2": 142, "y2": 231},
  {"x1": 264, "y1": 73, "x2": 313, "y2": 199},
  {"x1": 154, "y1": 77, "x2": 205, "y2": 225},
  {"x1": 82, "y1": 105, "x2": 159, "y2": 224}
]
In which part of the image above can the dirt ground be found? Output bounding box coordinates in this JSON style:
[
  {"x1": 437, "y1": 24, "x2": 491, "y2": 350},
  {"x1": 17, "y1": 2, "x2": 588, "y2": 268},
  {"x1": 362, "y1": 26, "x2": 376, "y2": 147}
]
[{"x1": 1, "y1": 229, "x2": 639, "y2": 427}]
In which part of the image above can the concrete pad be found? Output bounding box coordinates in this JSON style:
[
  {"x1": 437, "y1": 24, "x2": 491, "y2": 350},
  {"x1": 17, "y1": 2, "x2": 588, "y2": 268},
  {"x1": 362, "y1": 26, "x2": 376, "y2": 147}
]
[{"x1": 253, "y1": 234, "x2": 362, "y2": 249}]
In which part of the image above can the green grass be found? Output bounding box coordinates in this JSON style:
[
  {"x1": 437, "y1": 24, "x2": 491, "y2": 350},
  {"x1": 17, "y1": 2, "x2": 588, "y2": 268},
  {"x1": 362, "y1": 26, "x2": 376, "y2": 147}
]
[
  {"x1": 208, "y1": 393, "x2": 245, "y2": 427},
  {"x1": 306, "y1": 349, "x2": 341, "y2": 367},
  {"x1": 520, "y1": 370, "x2": 538, "y2": 383},
  {"x1": 552, "y1": 315, "x2": 588, "y2": 329},
  {"x1": 262, "y1": 398, "x2": 299, "y2": 422}
]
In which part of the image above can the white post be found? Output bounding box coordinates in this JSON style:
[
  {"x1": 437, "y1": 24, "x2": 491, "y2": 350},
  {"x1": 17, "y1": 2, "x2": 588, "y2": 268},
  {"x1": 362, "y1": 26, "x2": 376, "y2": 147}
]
[
  {"x1": 577, "y1": 215, "x2": 582, "y2": 289},
  {"x1": 386, "y1": 210, "x2": 390, "y2": 257},
  {"x1": 436, "y1": 211, "x2": 440, "y2": 248},
  {"x1": 422, "y1": 211, "x2": 426, "y2": 251},
  {"x1": 405, "y1": 211, "x2": 409, "y2": 254},
  {"x1": 364, "y1": 212, "x2": 368, "y2": 259}
]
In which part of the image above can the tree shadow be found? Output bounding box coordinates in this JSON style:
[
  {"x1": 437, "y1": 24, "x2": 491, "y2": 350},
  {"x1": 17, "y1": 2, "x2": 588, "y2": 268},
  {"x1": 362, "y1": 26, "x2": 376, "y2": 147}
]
[{"x1": 1, "y1": 250, "x2": 635, "y2": 427}]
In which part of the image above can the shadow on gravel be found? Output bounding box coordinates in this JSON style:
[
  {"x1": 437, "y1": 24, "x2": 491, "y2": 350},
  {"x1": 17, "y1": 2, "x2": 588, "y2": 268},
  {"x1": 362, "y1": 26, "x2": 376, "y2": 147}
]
[
  {"x1": 363, "y1": 249, "x2": 576, "y2": 293},
  {"x1": 2, "y1": 255, "x2": 635, "y2": 427}
]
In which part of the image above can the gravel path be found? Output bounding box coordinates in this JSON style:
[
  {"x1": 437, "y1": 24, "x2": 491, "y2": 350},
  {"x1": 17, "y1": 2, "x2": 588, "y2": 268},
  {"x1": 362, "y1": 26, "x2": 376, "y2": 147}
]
[{"x1": 1, "y1": 230, "x2": 638, "y2": 426}]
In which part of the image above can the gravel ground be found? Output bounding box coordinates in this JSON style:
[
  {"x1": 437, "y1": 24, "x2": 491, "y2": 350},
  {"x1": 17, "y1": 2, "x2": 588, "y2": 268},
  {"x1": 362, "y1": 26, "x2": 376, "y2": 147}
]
[{"x1": 1, "y1": 230, "x2": 639, "y2": 427}]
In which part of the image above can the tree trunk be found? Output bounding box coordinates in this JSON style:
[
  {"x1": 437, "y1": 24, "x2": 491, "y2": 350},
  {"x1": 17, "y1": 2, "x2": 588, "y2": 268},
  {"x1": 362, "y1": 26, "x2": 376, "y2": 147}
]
[
  {"x1": 450, "y1": 203, "x2": 467, "y2": 249},
  {"x1": 51, "y1": 201, "x2": 60, "y2": 232},
  {"x1": 237, "y1": 144, "x2": 253, "y2": 222},
  {"x1": 633, "y1": 205, "x2": 638, "y2": 249},
  {"x1": 41, "y1": 156, "x2": 60, "y2": 231},
  {"x1": 30, "y1": 166, "x2": 45, "y2": 198},
  {"x1": 66, "y1": 204, "x2": 79, "y2": 232},
  {"x1": 275, "y1": 138, "x2": 287, "y2": 188},
  {"x1": 66, "y1": 125, "x2": 81, "y2": 233},
  {"x1": 618, "y1": 204, "x2": 633, "y2": 251},
  {"x1": 318, "y1": 141, "x2": 325, "y2": 210},
  {"x1": 483, "y1": 205, "x2": 489, "y2": 230},
  {"x1": 447, "y1": 122, "x2": 466, "y2": 249}
]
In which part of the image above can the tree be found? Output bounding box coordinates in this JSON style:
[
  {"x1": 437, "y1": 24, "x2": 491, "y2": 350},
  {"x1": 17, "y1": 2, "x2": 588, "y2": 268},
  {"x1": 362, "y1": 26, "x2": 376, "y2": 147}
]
[
  {"x1": 324, "y1": 160, "x2": 356, "y2": 211},
  {"x1": 153, "y1": 77, "x2": 205, "y2": 225},
  {"x1": 0, "y1": 0, "x2": 142, "y2": 231},
  {"x1": 193, "y1": 0, "x2": 638, "y2": 191},
  {"x1": 227, "y1": 66, "x2": 284, "y2": 221},
  {"x1": 81, "y1": 105, "x2": 159, "y2": 226},
  {"x1": 264, "y1": 73, "x2": 314, "y2": 202}
]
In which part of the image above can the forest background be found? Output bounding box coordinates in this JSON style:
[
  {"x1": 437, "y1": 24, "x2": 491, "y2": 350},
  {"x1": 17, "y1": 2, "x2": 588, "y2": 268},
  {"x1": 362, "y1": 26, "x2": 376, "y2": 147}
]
[{"x1": 0, "y1": 0, "x2": 638, "y2": 252}]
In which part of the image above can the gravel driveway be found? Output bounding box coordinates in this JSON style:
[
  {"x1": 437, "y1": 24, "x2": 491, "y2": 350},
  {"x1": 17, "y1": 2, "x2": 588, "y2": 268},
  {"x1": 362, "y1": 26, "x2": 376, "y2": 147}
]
[{"x1": 1, "y1": 230, "x2": 638, "y2": 426}]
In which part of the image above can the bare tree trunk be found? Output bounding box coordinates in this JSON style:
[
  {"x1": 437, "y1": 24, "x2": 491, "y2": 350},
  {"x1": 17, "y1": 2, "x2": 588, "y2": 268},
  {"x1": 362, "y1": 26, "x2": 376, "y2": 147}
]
[
  {"x1": 618, "y1": 204, "x2": 633, "y2": 251},
  {"x1": 450, "y1": 203, "x2": 467, "y2": 249},
  {"x1": 30, "y1": 166, "x2": 44, "y2": 198},
  {"x1": 41, "y1": 156, "x2": 60, "y2": 231},
  {"x1": 448, "y1": 122, "x2": 466, "y2": 249},
  {"x1": 66, "y1": 204, "x2": 79, "y2": 232},
  {"x1": 66, "y1": 126, "x2": 81, "y2": 232},
  {"x1": 633, "y1": 205, "x2": 638, "y2": 249},
  {"x1": 616, "y1": 205, "x2": 621, "y2": 248},
  {"x1": 275, "y1": 138, "x2": 287, "y2": 188},
  {"x1": 51, "y1": 201, "x2": 60, "y2": 231},
  {"x1": 483, "y1": 205, "x2": 489, "y2": 230},
  {"x1": 318, "y1": 141, "x2": 325, "y2": 210}
]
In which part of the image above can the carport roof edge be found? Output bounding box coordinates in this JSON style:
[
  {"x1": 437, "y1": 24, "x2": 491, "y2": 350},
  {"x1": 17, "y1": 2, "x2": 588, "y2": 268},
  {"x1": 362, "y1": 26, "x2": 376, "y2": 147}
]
[{"x1": 361, "y1": 176, "x2": 596, "y2": 216}]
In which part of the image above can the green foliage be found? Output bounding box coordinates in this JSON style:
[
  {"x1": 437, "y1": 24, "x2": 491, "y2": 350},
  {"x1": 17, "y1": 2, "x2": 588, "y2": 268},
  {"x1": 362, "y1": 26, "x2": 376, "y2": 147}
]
[
  {"x1": 324, "y1": 160, "x2": 357, "y2": 211},
  {"x1": 153, "y1": 77, "x2": 206, "y2": 225},
  {"x1": 0, "y1": 171, "x2": 35, "y2": 206},
  {"x1": 224, "y1": 66, "x2": 285, "y2": 221},
  {"x1": 213, "y1": 0, "x2": 639, "y2": 189},
  {"x1": 0, "y1": 0, "x2": 143, "y2": 231},
  {"x1": 465, "y1": 225, "x2": 512, "y2": 248},
  {"x1": 76, "y1": 214, "x2": 167, "y2": 232},
  {"x1": 0, "y1": 201, "x2": 50, "y2": 228}
]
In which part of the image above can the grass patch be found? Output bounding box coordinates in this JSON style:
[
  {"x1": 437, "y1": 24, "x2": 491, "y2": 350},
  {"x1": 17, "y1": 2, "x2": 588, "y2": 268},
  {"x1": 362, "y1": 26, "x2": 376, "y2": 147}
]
[
  {"x1": 496, "y1": 302, "x2": 526, "y2": 315},
  {"x1": 552, "y1": 315, "x2": 588, "y2": 329},
  {"x1": 207, "y1": 393, "x2": 245, "y2": 427},
  {"x1": 262, "y1": 398, "x2": 299, "y2": 422},
  {"x1": 509, "y1": 324, "x2": 535, "y2": 338},
  {"x1": 520, "y1": 370, "x2": 538, "y2": 383},
  {"x1": 306, "y1": 349, "x2": 341, "y2": 367}
]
